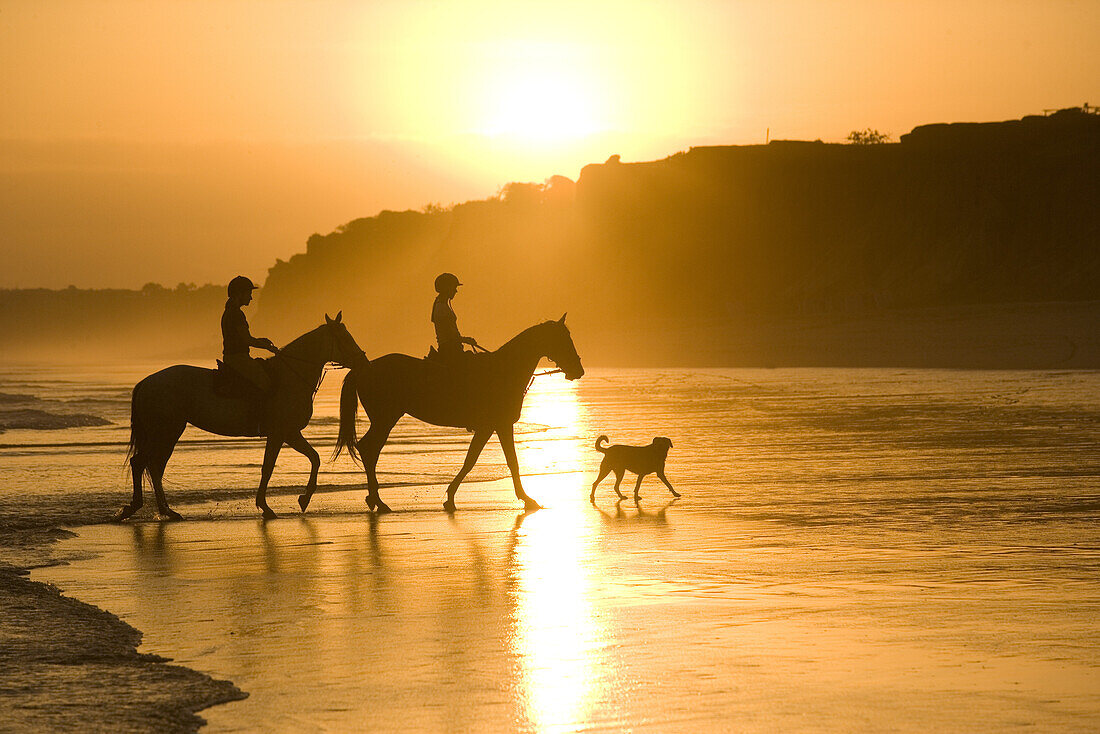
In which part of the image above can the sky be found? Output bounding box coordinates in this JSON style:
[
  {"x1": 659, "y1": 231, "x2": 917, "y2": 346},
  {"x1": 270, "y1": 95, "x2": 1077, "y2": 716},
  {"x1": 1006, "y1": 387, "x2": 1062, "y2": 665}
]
[{"x1": 1, "y1": 0, "x2": 1097, "y2": 288}]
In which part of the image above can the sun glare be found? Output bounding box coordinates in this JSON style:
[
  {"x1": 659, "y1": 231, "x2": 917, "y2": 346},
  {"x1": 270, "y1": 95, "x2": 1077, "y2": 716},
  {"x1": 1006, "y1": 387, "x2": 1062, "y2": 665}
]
[{"x1": 477, "y1": 43, "x2": 606, "y2": 143}]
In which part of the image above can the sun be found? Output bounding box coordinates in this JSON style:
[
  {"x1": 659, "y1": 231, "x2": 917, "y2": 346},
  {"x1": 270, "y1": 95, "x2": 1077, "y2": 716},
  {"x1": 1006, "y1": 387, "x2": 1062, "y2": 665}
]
[{"x1": 478, "y1": 44, "x2": 606, "y2": 143}]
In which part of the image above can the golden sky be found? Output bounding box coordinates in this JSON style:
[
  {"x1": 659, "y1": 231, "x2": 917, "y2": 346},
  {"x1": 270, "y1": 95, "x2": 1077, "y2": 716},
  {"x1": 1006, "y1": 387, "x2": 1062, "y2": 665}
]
[{"x1": 1, "y1": 0, "x2": 1097, "y2": 287}]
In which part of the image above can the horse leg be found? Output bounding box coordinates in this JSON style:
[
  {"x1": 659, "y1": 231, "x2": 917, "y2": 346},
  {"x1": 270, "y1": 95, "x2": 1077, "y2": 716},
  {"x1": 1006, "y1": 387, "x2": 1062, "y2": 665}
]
[
  {"x1": 285, "y1": 432, "x2": 320, "y2": 513},
  {"x1": 356, "y1": 415, "x2": 400, "y2": 515},
  {"x1": 444, "y1": 429, "x2": 491, "y2": 513},
  {"x1": 256, "y1": 435, "x2": 283, "y2": 520},
  {"x1": 356, "y1": 414, "x2": 400, "y2": 514},
  {"x1": 114, "y1": 451, "x2": 146, "y2": 521},
  {"x1": 497, "y1": 424, "x2": 541, "y2": 511},
  {"x1": 148, "y1": 425, "x2": 185, "y2": 521}
]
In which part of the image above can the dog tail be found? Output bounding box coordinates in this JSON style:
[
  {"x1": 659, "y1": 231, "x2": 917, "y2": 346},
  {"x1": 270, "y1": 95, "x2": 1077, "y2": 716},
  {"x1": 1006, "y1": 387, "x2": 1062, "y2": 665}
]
[{"x1": 594, "y1": 435, "x2": 609, "y2": 453}]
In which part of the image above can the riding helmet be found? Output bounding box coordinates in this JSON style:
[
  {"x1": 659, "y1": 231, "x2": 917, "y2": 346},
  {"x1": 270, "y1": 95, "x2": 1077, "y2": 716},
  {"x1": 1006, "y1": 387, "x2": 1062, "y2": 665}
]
[
  {"x1": 228, "y1": 275, "x2": 257, "y2": 297},
  {"x1": 434, "y1": 272, "x2": 462, "y2": 293}
]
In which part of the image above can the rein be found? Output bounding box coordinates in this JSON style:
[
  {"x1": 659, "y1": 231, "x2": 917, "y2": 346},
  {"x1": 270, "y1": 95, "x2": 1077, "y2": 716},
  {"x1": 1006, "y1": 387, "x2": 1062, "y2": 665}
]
[
  {"x1": 274, "y1": 349, "x2": 327, "y2": 395},
  {"x1": 525, "y1": 367, "x2": 564, "y2": 395},
  {"x1": 469, "y1": 337, "x2": 563, "y2": 395},
  {"x1": 273, "y1": 327, "x2": 362, "y2": 398}
]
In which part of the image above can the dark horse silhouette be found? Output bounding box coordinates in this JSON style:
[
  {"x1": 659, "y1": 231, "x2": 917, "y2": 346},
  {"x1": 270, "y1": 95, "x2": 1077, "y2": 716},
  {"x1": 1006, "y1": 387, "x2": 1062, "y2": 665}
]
[
  {"x1": 117, "y1": 313, "x2": 367, "y2": 521},
  {"x1": 310, "y1": 315, "x2": 583, "y2": 514}
]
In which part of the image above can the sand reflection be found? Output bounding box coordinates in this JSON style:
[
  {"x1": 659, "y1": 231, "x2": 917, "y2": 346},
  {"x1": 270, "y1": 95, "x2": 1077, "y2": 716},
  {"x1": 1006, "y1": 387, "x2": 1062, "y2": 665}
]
[
  {"x1": 518, "y1": 373, "x2": 589, "y2": 476},
  {"x1": 509, "y1": 375, "x2": 608, "y2": 731}
]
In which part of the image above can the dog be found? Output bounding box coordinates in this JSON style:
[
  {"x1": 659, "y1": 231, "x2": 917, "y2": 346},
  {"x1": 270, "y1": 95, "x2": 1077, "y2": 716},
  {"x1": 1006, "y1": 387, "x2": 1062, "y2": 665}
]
[{"x1": 590, "y1": 435, "x2": 678, "y2": 502}]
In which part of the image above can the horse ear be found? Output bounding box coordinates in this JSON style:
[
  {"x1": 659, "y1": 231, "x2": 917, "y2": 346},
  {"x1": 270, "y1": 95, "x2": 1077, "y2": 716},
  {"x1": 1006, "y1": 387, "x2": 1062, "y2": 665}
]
[
  {"x1": 558, "y1": 312, "x2": 567, "y2": 323},
  {"x1": 335, "y1": 311, "x2": 343, "y2": 323},
  {"x1": 325, "y1": 313, "x2": 333, "y2": 324}
]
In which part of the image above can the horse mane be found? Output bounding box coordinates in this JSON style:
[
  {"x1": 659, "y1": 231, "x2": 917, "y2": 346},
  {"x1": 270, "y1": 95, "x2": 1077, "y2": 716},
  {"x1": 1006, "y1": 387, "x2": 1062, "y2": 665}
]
[
  {"x1": 278, "y1": 322, "x2": 329, "y2": 357},
  {"x1": 496, "y1": 319, "x2": 561, "y2": 354}
]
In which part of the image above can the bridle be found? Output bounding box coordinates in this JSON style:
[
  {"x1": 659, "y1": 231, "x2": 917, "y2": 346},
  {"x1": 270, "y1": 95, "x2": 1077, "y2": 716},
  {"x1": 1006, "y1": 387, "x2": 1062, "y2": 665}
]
[
  {"x1": 524, "y1": 366, "x2": 564, "y2": 396},
  {"x1": 275, "y1": 325, "x2": 367, "y2": 397}
]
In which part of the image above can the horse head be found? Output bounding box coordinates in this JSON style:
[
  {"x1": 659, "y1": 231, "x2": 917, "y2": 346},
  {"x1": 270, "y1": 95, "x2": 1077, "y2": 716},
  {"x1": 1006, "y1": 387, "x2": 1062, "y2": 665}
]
[
  {"x1": 324, "y1": 312, "x2": 368, "y2": 369},
  {"x1": 543, "y1": 313, "x2": 584, "y2": 380}
]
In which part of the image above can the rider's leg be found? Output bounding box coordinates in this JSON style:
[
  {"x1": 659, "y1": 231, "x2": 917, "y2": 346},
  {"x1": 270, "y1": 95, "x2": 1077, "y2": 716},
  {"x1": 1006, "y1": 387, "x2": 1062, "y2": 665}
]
[
  {"x1": 225, "y1": 354, "x2": 272, "y2": 393},
  {"x1": 256, "y1": 434, "x2": 283, "y2": 519},
  {"x1": 445, "y1": 429, "x2": 491, "y2": 512},
  {"x1": 497, "y1": 424, "x2": 539, "y2": 511}
]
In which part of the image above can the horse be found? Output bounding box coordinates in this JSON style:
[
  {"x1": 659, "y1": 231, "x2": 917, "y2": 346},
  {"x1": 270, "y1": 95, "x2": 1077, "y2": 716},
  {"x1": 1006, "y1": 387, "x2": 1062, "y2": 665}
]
[
  {"x1": 310, "y1": 315, "x2": 583, "y2": 514},
  {"x1": 117, "y1": 313, "x2": 367, "y2": 521}
]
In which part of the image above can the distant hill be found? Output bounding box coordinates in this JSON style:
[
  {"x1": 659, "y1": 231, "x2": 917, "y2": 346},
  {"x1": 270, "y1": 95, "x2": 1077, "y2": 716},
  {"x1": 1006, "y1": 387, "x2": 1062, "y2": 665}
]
[
  {"x1": 2, "y1": 110, "x2": 1097, "y2": 367},
  {"x1": 0, "y1": 285, "x2": 224, "y2": 363},
  {"x1": 255, "y1": 108, "x2": 1100, "y2": 367}
]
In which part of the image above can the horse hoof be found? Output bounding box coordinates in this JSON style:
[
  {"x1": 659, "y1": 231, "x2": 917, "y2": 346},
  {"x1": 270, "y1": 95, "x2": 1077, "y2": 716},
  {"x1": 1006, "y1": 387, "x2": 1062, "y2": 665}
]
[
  {"x1": 159, "y1": 509, "x2": 183, "y2": 522},
  {"x1": 260, "y1": 507, "x2": 277, "y2": 520},
  {"x1": 523, "y1": 499, "x2": 543, "y2": 512},
  {"x1": 443, "y1": 500, "x2": 456, "y2": 513},
  {"x1": 365, "y1": 495, "x2": 377, "y2": 510},
  {"x1": 112, "y1": 505, "x2": 137, "y2": 522},
  {"x1": 298, "y1": 495, "x2": 310, "y2": 513},
  {"x1": 375, "y1": 501, "x2": 393, "y2": 515}
]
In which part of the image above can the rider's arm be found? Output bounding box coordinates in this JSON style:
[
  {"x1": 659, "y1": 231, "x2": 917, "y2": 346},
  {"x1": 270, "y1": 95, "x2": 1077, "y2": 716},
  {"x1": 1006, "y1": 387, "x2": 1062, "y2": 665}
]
[
  {"x1": 250, "y1": 335, "x2": 278, "y2": 352},
  {"x1": 240, "y1": 317, "x2": 277, "y2": 353}
]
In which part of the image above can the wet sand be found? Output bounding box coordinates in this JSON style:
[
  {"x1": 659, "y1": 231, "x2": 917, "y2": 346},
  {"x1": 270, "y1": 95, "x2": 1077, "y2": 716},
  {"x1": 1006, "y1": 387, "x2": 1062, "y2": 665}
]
[
  {"x1": 10, "y1": 367, "x2": 1100, "y2": 730},
  {"x1": 0, "y1": 529, "x2": 244, "y2": 732},
  {"x1": 35, "y1": 472, "x2": 1100, "y2": 732}
]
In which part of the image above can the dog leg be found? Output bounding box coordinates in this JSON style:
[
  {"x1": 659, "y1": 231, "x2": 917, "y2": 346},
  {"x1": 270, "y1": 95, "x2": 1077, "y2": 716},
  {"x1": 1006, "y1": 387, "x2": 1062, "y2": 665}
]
[
  {"x1": 658, "y1": 470, "x2": 680, "y2": 498},
  {"x1": 591, "y1": 462, "x2": 612, "y2": 501},
  {"x1": 632, "y1": 473, "x2": 646, "y2": 502},
  {"x1": 613, "y1": 469, "x2": 626, "y2": 500}
]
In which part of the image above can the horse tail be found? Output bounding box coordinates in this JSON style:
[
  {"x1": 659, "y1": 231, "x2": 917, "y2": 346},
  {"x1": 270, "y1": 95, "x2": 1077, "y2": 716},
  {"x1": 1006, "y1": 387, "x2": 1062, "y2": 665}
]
[
  {"x1": 595, "y1": 435, "x2": 609, "y2": 453},
  {"x1": 333, "y1": 369, "x2": 361, "y2": 464},
  {"x1": 125, "y1": 383, "x2": 150, "y2": 484}
]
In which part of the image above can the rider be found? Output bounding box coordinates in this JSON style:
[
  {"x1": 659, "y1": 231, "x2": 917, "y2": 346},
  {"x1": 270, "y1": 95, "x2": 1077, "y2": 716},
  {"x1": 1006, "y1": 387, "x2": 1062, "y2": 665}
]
[
  {"x1": 431, "y1": 272, "x2": 479, "y2": 361},
  {"x1": 222, "y1": 275, "x2": 278, "y2": 392}
]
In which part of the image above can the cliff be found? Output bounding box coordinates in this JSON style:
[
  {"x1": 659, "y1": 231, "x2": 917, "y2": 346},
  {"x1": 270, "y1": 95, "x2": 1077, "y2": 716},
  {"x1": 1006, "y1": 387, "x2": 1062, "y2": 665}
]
[
  {"x1": 255, "y1": 109, "x2": 1100, "y2": 367},
  {"x1": 2, "y1": 111, "x2": 1096, "y2": 366}
]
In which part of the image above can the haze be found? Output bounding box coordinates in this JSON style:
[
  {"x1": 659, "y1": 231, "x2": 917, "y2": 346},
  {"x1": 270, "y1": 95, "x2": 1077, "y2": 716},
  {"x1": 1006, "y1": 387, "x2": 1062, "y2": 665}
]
[{"x1": 2, "y1": 0, "x2": 1097, "y2": 288}]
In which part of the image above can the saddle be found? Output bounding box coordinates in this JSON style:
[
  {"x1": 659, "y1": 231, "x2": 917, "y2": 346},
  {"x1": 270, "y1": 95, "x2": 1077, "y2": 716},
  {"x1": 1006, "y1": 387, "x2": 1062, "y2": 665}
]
[{"x1": 213, "y1": 360, "x2": 275, "y2": 435}]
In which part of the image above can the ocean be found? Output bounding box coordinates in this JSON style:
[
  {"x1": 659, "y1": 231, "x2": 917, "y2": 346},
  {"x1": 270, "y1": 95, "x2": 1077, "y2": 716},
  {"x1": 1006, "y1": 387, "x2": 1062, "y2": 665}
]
[{"x1": 3, "y1": 364, "x2": 1099, "y2": 731}]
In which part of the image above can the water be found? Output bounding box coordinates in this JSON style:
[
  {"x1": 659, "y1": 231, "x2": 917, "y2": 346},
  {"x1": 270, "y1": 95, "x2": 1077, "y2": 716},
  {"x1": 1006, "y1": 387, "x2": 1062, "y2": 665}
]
[{"x1": 4, "y1": 365, "x2": 1100, "y2": 730}]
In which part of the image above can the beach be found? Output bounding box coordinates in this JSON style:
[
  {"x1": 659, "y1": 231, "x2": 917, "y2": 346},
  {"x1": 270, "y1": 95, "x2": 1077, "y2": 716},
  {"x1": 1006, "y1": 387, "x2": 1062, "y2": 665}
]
[{"x1": 4, "y1": 366, "x2": 1100, "y2": 730}]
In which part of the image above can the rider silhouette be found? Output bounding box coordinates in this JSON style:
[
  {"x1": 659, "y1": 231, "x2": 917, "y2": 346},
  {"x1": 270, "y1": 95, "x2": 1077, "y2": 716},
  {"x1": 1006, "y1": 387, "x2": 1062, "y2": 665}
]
[
  {"x1": 432, "y1": 272, "x2": 479, "y2": 361},
  {"x1": 222, "y1": 276, "x2": 278, "y2": 391}
]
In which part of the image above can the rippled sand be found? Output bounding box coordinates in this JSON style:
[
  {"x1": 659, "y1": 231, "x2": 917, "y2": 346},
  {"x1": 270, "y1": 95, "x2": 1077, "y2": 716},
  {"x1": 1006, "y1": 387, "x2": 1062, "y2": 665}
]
[{"x1": 27, "y1": 368, "x2": 1100, "y2": 731}]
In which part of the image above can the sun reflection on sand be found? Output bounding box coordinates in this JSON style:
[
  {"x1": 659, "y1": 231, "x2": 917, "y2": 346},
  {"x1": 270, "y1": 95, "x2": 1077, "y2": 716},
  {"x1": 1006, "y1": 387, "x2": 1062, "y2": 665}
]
[
  {"x1": 517, "y1": 373, "x2": 590, "y2": 478},
  {"x1": 510, "y1": 375, "x2": 608, "y2": 731}
]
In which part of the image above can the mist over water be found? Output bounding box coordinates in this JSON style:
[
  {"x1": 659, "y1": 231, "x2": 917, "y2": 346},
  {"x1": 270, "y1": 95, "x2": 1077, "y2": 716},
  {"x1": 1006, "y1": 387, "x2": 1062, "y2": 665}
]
[{"x1": 12, "y1": 365, "x2": 1100, "y2": 731}]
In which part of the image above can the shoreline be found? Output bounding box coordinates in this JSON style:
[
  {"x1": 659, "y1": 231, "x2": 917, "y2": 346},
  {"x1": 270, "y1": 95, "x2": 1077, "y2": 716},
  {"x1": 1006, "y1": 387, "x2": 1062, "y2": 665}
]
[
  {"x1": 0, "y1": 478, "x2": 496, "y2": 730},
  {"x1": 0, "y1": 522, "x2": 246, "y2": 732}
]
